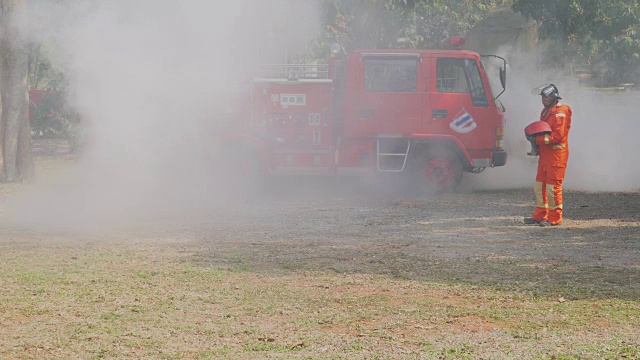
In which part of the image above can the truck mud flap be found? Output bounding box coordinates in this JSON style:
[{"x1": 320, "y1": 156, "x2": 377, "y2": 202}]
[{"x1": 492, "y1": 149, "x2": 507, "y2": 167}]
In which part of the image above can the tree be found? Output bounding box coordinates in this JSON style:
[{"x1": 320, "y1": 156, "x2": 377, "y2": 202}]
[
  {"x1": 408, "y1": 0, "x2": 512, "y2": 48},
  {"x1": 28, "y1": 44, "x2": 66, "y2": 91},
  {"x1": 320, "y1": 0, "x2": 406, "y2": 52},
  {"x1": 0, "y1": 0, "x2": 34, "y2": 182},
  {"x1": 512, "y1": 0, "x2": 640, "y2": 84},
  {"x1": 318, "y1": 0, "x2": 510, "y2": 54}
]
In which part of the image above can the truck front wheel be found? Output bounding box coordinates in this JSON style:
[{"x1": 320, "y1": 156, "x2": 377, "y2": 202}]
[{"x1": 418, "y1": 148, "x2": 463, "y2": 193}]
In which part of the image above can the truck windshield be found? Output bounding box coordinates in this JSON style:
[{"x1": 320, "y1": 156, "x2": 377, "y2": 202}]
[
  {"x1": 436, "y1": 58, "x2": 489, "y2": 107},
  {"x1": 364, "y1": 58, "x2": 417, "y2": 93}
]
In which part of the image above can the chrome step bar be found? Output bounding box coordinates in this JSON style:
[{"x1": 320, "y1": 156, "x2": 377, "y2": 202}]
[{"x1": 376, "y1": 136, "x2": 410, "y2": 172}]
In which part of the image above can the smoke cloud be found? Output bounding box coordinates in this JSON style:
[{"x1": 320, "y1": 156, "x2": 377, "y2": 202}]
[
  {"x1": 8, "y1": 0, "x2": 323, "y2": 229},
  {"x1": 6, "y1": 2, "x2": 640, "y2": 231},
  {"x1": 468, "y1": 41, "x2": 640, "y2": 193}
]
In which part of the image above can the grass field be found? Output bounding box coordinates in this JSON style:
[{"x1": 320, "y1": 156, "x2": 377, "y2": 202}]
[{"x1": 1, "y1": 243, "x2": 639, "y2": 359}]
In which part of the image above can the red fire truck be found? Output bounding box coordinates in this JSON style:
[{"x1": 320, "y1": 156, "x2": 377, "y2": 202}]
[{"x1": 217, "y1": 38, "x2": 507, "y2": 193}]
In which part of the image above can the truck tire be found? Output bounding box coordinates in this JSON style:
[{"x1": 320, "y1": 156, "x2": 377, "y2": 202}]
[{"x1": 417, "y1": 147, "x2": 463, "y2": 193}]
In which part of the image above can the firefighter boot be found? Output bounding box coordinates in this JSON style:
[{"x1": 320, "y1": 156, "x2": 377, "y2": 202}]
[{"x1": 523, "y1": 217, "x2": 539, "y2": 225}]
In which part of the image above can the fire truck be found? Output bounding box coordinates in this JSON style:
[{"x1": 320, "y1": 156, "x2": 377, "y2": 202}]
[{"x1": 216, "y1": 38, "x2": 508, "y2": 193}]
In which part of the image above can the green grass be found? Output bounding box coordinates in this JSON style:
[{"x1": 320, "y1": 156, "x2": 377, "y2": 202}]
[{"x1": 0, "y1": 244, "x2": 638, "y2": 359}]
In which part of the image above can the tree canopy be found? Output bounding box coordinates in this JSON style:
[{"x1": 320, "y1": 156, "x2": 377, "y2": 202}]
[
  {"x1": 315, "y1": 0, "x2": 639, "y2": 84},
  {"x1": 319, "y1": 0, "x2": 510, "y2": 52},
  {"x1": 512, "y1": 0, "x2": 640, "y2": 83}
]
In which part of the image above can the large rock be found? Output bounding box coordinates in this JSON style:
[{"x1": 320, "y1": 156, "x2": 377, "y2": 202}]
[{"x1": 463, "y1": 6, "x2": 537, "y2": 59}]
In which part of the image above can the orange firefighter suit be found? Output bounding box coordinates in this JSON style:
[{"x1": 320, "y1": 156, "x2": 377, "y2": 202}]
[{"x1": 531, "y1": 103, "x2": 572, "y2": 225}]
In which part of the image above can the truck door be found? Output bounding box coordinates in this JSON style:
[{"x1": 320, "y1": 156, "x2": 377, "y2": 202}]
[
  {"x1": 429, "y1": 56, "x2": 494, "y2": 151},
  {"x1": 346, "y1": 53, "x2": 424, "y2": 138}
]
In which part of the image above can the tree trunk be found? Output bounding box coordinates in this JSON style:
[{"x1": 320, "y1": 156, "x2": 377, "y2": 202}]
[{"x1": 1, "y1": 0, "x2": 34, "y2": 182}]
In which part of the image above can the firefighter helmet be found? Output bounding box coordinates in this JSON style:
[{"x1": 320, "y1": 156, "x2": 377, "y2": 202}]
[
  {"x1": 532, "y1": 83, "x2": 562, "y2": 99},
  {"x1": 524, "y1": 120, "x2": 552, "y2": 137}
]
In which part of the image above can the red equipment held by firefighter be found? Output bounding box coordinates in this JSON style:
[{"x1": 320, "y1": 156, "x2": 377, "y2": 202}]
[
  {"x1": 524, "y1": 121, "x2": 552, "y2": 156},
  {"x1": 215, "y1": 37, "x2": 509, "y2": 193}
]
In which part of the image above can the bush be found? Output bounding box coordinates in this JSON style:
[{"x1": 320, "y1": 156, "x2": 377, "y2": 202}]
[{"x1": 29, "y1": 89, "x2": 85, "y2": 152}]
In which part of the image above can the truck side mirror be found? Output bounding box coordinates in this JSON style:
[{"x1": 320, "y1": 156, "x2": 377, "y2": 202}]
[
  {"x1": 499, "y1": 67, "x2": 506, "y2": 89},
  {"x1": 480, "y1": 54, "x2": 507, "y2": 99}
]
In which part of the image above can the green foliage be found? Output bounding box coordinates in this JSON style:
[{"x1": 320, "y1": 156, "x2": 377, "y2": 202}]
[
  {"x1": 28, "y1": 42, "x2": 84, "y2": 151},
  {"x1": 512, "y1": 0, "x2": 640, "y2": 83},
  {"x1": 319, "y1": 0, "x2": 510, "y2": 52},
  {"x1": 29, "y1": 91, "x2": 69, "y2": 138},
  {"x1": 28, "y1": 43, "x2": 67, "y2": 91},
  {"x1": 315, "y1": 0, "x2": 639, "y2": 84},
  {"x1": 406, "y1": 0, "x2": 512, "y2": 49},
  {"x1": 319, "y1": 0, "x2": 405, "y2": 52},
  {"x1": 29, "y1": 89, "x2": 84, "y2": 151}
]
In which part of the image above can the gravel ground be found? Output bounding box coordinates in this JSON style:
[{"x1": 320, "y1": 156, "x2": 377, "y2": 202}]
[{"x1": 175, "y1": 181, "x2": 640, "y2": 300}]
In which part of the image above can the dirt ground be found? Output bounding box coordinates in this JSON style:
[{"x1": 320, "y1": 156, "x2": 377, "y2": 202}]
[{"x1": 183, "y1": 181, "x2": 640, "y2": 299}]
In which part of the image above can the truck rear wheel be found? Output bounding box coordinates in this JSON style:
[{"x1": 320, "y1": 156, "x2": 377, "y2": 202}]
[
  {"x1": 417, "y1": 147, "x2": 463, "y2": 193},
  {"x1": 216, "y1": 145, "x2": 262, "y2": 198}
]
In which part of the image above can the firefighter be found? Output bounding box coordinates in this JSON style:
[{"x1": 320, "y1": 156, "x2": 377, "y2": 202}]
[{"x1": 524, "y1": 84, "x2": 572, "y2": 226}]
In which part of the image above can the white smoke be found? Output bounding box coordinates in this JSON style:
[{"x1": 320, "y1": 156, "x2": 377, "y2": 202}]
[
  {"x1": 6, "y1": 2, "x2": 639, "y2": 231},
  {"x1": 566, "y1": 90, "x2": 640, "y2": 191},
  {"x1": 468, "y1": 41, "x2": 640, "y2": 193},
  {"x1": 8, "y1": 0, "x2": 323, "y2": 229}
]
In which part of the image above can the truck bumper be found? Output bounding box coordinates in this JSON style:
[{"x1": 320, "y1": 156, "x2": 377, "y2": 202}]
[{"x1": 492, "y1": 149, "x2": 507, "y2": 167}]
